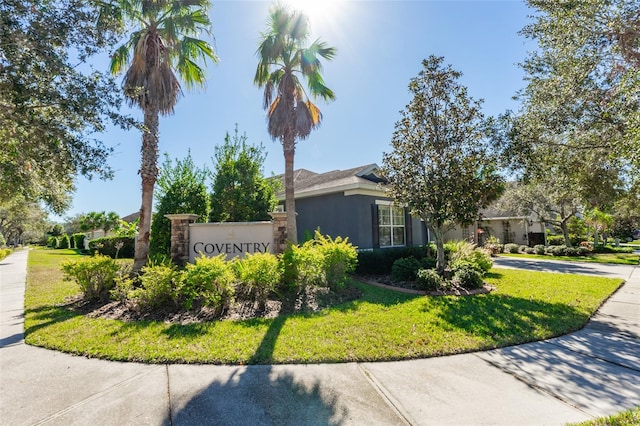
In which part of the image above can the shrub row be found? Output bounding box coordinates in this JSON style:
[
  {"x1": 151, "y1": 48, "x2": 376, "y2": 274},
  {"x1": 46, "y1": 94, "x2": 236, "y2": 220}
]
[
  {"x1": 356, "y1": 245, "x2": 433, "y2": 275},
  {"x1": 88, "y1": 236, "x2": 135, "y2": 258},
  {"x1": 392, "y1": 241, "x2": 492, "y2": 291},
  {"x1": 592, "y1": 245, "x2": 634, "y2": 254},
  {"x1": 62, "y1": 232, "x2": 358, "y2": 314}
]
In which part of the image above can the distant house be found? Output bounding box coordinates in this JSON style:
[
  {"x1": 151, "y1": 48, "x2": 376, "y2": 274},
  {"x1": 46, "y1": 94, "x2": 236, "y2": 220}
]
[
  {"x1": 444, "y1": 207, "x2": 546, "y2": 247},
  {"x1": 276, "y1": 164, "x2": 429, "y2": 250}
]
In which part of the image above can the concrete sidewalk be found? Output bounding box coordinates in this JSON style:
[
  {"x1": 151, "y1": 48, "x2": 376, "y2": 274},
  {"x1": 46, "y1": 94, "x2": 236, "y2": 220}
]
[{"x1": 1, "y1": 250, "x2": 638, "y2": 425}]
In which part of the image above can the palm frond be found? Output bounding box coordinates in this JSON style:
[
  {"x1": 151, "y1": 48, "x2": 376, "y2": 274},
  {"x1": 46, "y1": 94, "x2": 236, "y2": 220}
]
[
  {"x1": 176, "y1": 56, "x2": 206, "y2": 90},
  {"x1": 305, "y1": 71, "x2": 335, "y2": 101},
  {"x1": 289, "y1": 10, "x2": 310, "y2": 42},
  {"x1": 110, "y1": 42, "x2": 132, "y2": 74},
  {"x1": 304, "y1": 100, "x2": 322, "y2": 127},
  {"x1": 311, "y1": 39, "x2": 337, "y2": 60},
  {"x1": 180, "y1": 36, "x2": 217, "y2": 63}
]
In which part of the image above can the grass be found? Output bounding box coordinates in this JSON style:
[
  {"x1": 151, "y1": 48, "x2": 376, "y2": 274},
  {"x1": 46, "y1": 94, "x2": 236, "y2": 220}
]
[
  {"x1": 24, "y1": 248, "x2": 624, "y2": 364},
  {"x1": 567, "y1": 406, "x2": 640, "y2": 426},
  {"x1": 501, "y1": 252, "x2": 639, "y2": 265}
]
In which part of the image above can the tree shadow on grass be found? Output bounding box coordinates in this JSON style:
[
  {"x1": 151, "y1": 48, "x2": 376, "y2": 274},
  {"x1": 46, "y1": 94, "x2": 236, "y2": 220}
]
[
  {"x1": 23, "y1": 305, "x2": 80, "y2": 337},
  {"x1": 168, "y1": 314, "x2": 350, "y2": 425},
  {"x1": 425, "y1": 294, "x2": 590, "y2": 347}
]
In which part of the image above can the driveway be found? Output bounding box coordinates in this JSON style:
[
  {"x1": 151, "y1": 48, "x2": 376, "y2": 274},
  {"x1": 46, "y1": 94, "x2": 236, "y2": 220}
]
[{"x1": 1, "y1": 250, "x2": 638, "y2": 425}]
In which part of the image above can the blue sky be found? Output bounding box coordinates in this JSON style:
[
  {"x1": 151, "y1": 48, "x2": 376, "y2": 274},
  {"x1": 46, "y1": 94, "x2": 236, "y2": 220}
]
[{"x1": 58, "y1": 0, "x2": 535, "y2": 221}]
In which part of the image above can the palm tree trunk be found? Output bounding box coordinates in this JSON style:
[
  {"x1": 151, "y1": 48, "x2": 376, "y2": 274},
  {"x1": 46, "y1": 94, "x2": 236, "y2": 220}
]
[
  {"x1": 283, "y1": 142, "x2": 298, "y2": 244},
  {"x1": 133, "y1": 105, "x2": 160, "y2": 272}
]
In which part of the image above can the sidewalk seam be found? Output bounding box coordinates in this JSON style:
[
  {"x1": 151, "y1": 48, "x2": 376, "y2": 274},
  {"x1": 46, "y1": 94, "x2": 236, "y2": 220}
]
[
  {"x1": 31, "y1": 365, "x2": 164, "y2": 425},
  {"x1": 356, "y1": 363, "x2": 413, "y2": 426},
  {"x1": 546, "y1": 338, "x2": 640, "y2": 373},
  {"x1": 166, "y1": 365, "x2": 173, "y2": 426}
]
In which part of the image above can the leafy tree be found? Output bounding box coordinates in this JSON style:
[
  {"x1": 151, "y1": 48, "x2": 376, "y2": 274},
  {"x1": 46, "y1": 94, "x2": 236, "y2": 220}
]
[
  {"x1": 612, "y1": 181, "x2": 640, "y2": 240},
  {"x1": 254, "y1": 3, "x2": 336, "y2": 244},
  {"x1": 63, "y1": 214, "x2": 85, "y2": 236},
  {"x1": 149, "y1": 152, "x2": 210, "y2": 259},
  {"x1": 506, "y1": 0, "x2": 639, "y2": 205},
  {"x1": 101, "y1": 0, "x2": 218, "y2": 271},
  {"x1": 497, "y1": 181, "x2": 582, "y2": 246},
  {"x1": 0, "y1": 0, "x2": 133, "y2": 212},
  {"x1": 209, "y1": 126, "x2": 278, "y2": 223},
  {"x1": 0, "y1": 197, "x2": 49, "y2": 245},
  {"x1": 382, "y1": 56, "x2": 504, "y2": 275}
]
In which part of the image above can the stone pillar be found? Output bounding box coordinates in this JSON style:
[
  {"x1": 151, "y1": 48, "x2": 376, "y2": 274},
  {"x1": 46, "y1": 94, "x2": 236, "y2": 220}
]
[
  {"x1": 165, "y1": 214, "x2": 199, "y2": 266},
  {"x1": 269, "y1": 211, "x2": 288, "y2": 254}
]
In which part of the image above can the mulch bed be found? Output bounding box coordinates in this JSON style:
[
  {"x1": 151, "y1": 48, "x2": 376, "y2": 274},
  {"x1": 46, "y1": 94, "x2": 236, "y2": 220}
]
[
  {"x1": 62, "y1": 276, "x2": 494, "y2": 325},
  {"x1": 355, "y1": 274, "x2": 496, "y2": 296},
  {"x1": 63, "y1": 285, "x2": 363, "y2": 324}
]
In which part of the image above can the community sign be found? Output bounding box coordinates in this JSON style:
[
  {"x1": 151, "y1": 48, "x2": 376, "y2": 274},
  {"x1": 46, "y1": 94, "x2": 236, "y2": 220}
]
[{"x1": 189, "y1": 221, "x2": 273, "y2": 262}]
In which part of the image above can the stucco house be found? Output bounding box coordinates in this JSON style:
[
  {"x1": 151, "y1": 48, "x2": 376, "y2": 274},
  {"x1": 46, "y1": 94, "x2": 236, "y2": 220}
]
[
  {"x1": 278, "y1": 164, "x2": 545, "y2": 249},
  {"x1": 276, "y1": 164, "x2": 429, "y2": 250},
  {"x1": 444, "y1": 207, "x2": 546, "y2": 247}
]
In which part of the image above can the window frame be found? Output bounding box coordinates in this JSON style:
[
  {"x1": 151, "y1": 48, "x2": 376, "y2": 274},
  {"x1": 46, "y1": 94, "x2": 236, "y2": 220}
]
[{"x1": 376, "y1": 202, "x2": 406, "y2": 248}]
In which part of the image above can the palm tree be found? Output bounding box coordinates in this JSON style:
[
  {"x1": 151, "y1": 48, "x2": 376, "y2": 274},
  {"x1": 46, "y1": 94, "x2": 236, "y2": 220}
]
[
  {"x1": 254, "y1": 3, "x2": 336, "y2": 244},
  {"x1": 100, "y1": 0, "x2": 218, "y2": 271}
]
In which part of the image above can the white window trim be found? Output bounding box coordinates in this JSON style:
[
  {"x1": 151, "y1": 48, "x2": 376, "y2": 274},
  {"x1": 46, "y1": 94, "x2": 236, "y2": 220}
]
[{"x1": 377, "y1": 203, "x2": 406, "y2": 248}]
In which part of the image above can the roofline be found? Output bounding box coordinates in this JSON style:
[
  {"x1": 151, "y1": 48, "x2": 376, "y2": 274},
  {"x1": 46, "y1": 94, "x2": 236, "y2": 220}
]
[{"x1": 276, "y1": 181, "x2": 386, "y2": 201}]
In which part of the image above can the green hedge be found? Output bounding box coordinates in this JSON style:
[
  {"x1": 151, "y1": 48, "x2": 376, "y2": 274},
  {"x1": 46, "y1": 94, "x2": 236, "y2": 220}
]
[
  {"x1": 356, "y1": 246, "x2": 434, "y2": 275},
  {"x1": 88, "y1": 236, "x2": 135, "y2": 258},
  {"x1": 72, "y1": 233, "x2": 86, "y2": 251}
]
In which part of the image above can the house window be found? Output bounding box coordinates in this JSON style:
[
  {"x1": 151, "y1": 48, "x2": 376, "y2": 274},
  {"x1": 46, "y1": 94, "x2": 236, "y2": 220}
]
[{"x1": 378, "y1": 205, "x2": 406, "y2": 247}]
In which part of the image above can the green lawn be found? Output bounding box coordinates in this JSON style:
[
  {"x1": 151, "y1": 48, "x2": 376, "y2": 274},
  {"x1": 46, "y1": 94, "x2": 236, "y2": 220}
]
[
  {"x1": 501, "y1": 252, "x2": 639, "y2": 265},
  {"x1": 24, "y1": 248, "x2": 624, "y2": 364},
  {"x1": 568, "y1": 406, "x2": 640, "y2": 426}
]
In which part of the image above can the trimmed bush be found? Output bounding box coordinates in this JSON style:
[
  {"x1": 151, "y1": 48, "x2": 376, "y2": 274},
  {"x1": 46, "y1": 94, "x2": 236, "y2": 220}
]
[
  {"x1": 466, "y1": 248, "x2": 493, "y2": 273},
  {"x1": 130, "y1": 263, "x2": 180, "y2": 310},
  {"x1": 284, "y1": 242, "x2": 326, "y2": 290},
  {"x1": 356, "y1": 246, "x2": 433, "y2": 275},
  {"x1": 88, "y1": 236, "x2": 135, "y2": 258},
  {"x1": 451, "y1": 261, "x2": 484, "y2": 289},
  {"x1": 233, "y1": 252, "x2": 282, "y2": 306},
  {"x1": 58, "y1": 234, "x2": 70, "y2": 249},
  {"x1": 534, "y1": 244, "x2": 546, "y2": 255},
  {"x1": 524, "y1": 246, "x2": 535, "y2": 254},
  {"x1": 548, "y1": 245, "x2": 590, "y2": 257},
  {"x1": 546, "y1": 235, "x2": 565, "y2": 246},
  {"x1": 314, "y1": 234, "x2": 358, "y2": 289},
  {"x1": 504, "y1": 243, "x2": 520, "y2": 254},
  {"x1": 72, "y1": 233, "x2": 86, "y2": 251},
  {"x1": 61, "y1": 255, "x2": 119, "y2": 299},
  {"x1": 592, "y1": 245, "x2": 634, "y2": 254},
  {"x1": 416, "y1": 268, "x2": 444, "y2": 291},
  {"x1": 47, "y1": 236, "x2": 58, "y2": 248},
  {"x1": 391, "y1": 257, "x2": 422, "y2": 282},
  {"x1": 181, "y1": 254, "x2": 235, "y2": 313},
  {"x1": 483, "y1": 236, "x2": 501, "y2": 255}
]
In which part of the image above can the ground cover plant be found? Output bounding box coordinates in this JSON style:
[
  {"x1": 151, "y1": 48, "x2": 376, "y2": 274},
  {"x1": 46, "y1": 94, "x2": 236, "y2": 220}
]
[
  {"x1": 23, "y1": 247, "x2": 624, "y2": 364},
  {"x1": 0, "y1": 248, "x2": 12, "y2": 261},
  {"x1": 568, "y1": 406, "x2": 640, "y2": 426}
]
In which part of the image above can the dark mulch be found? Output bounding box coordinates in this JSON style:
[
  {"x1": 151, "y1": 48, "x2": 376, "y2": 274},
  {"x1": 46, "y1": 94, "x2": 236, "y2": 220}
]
[
  {"x1": 64, "y1": 285, "x2": 364, "y2": 325},
  {"x1": 355, "y1": 274, "x2": 496, "y2": 296}
]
